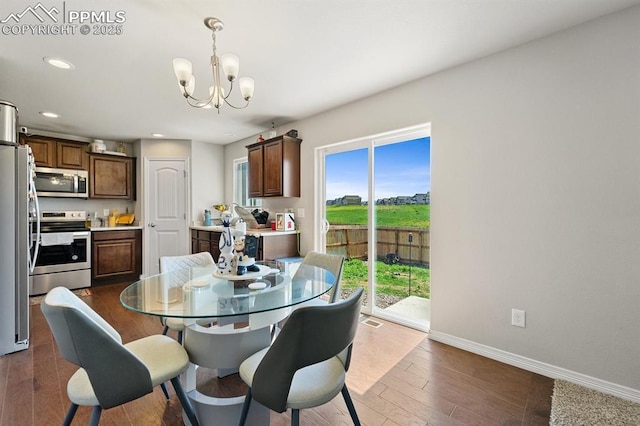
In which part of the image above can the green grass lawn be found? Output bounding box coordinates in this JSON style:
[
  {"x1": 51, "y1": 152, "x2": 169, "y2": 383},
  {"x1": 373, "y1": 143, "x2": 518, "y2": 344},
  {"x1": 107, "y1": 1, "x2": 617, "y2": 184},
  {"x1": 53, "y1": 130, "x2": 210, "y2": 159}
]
[
  {"x1": 325, "y1": 204, "x2": 431, "y2": 300},
  {"x1": 326, "y1": 204, "x2": 430, "y2": 228},
  {"x1": 341, "y1": 258, "x2": 430, "y2": 298}
]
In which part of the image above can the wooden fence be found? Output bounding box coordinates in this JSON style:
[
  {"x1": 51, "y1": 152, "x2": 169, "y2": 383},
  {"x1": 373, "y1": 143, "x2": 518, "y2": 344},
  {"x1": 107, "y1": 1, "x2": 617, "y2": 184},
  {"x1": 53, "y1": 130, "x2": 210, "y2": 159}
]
[{"x1": 325, "y1": 225, "x2": 430, "y2": 266}]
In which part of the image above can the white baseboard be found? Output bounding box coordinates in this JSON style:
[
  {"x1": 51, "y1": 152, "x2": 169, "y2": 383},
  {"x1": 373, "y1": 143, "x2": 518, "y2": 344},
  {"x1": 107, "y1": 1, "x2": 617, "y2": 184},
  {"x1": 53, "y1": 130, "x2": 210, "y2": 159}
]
[{"x1": 428, "y1": 330, "x2": 640, "y2": 404}]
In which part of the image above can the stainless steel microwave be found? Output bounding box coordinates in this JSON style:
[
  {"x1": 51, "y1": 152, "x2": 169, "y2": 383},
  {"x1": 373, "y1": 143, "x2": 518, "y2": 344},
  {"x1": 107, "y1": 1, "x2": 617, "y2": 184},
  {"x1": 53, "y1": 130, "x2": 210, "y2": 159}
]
[{"x1": 34, "y1": 167, "x2": 89, "y2": 198}]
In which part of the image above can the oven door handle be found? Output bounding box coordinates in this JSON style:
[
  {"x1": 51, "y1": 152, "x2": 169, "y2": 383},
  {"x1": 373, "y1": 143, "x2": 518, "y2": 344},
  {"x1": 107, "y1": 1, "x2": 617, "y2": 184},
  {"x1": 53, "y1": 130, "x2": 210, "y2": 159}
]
[{"x1": 73, "y1": 231, "x2": 90, "y2": 237}]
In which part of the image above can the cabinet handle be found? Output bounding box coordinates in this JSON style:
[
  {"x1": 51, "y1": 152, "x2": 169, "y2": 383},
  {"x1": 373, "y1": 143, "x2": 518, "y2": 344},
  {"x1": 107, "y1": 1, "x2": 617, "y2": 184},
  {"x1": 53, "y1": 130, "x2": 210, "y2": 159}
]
[{"x1": 148, "y1": 223, "x2": 156, "y2": 227}]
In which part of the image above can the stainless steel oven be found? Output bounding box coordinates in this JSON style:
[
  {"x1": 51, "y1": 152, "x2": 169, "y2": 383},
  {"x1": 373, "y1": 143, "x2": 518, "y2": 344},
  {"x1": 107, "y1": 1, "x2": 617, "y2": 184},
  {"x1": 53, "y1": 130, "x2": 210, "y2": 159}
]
[{"x1": 29, "y1": 210, "x2": 91, "y2": 295}]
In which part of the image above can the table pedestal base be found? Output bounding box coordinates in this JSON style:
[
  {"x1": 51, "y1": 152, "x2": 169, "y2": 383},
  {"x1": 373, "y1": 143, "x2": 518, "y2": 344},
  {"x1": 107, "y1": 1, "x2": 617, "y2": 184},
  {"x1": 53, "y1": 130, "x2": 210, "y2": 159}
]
[{"x1": 181, "y1": 318, "x2": 281, "y2": 425}]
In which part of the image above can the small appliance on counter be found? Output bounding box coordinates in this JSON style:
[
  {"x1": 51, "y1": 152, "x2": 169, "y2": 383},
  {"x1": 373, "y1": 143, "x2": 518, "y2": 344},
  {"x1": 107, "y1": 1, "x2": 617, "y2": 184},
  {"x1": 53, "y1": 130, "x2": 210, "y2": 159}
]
[
  {"x1": 275, "y1": 212, "x2": 295, "y2": 231},
  {"x1": 116, "y1": 213, "x2": 135, "y2": 225}
]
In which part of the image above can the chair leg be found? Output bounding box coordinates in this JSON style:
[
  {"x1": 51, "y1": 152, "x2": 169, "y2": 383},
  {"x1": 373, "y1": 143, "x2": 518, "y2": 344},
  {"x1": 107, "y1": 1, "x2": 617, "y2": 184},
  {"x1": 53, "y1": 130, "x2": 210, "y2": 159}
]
[
  {"x1": 178, "y1": 330, "x2": 183, "y2": 344},
  {"x1": 160, "y1": 382, "x2": 170, "y2": 399},
  {"x1": 170, "y1": 376, "x2": 199, "y2": 426},
  {"x1": 341, "y1": 385, "x2": 361, "y2": 426},
  {"x1": 62, "y1": 403, "x2": 78, "y2": 426},
  {"x1": 291, "y1": 408, "x2": 300, "y2": 426},
  {"x1": 89, "y1": 406, "x2": 102, "y2": 426},
  {"x1": 162, "y1": 325, "x2": 169, "y2": 336},
  {"x1": 238, "y1": 388, "x2": 252, "y2": 426}
]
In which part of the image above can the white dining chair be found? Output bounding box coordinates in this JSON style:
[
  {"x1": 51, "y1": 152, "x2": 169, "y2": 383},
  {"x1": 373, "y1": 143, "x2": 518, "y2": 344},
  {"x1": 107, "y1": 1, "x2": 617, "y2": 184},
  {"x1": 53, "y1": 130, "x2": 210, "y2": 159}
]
[
  {"x1": 159, "y1": 251, "x2": 216, "y2": 343},
  {"x1": 277, "y1": 251, "x2": 345, "y2": 332}
]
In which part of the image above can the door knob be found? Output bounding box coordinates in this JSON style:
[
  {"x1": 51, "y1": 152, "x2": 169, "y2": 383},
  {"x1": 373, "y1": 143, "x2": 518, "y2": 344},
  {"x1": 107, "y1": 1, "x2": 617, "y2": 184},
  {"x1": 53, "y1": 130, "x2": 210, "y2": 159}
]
[{"x1": 149, "y1": 223, "x2": 156, "y2": 227}]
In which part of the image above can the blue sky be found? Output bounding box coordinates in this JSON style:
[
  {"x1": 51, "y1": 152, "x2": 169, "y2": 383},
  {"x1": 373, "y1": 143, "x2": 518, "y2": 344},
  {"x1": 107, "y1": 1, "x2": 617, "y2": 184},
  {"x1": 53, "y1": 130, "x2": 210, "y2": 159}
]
[{"x1": 325, "y1": 137, "x2": 430, "y2": 202}]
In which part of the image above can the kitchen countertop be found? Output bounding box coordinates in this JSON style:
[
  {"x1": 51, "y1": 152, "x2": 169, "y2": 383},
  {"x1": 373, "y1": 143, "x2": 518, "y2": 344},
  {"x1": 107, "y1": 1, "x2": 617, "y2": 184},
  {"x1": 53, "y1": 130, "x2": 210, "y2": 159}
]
[
  {"x1": 190, "y1": 225, "x2": 299, "y2": 237},
  {"x1": 91, "y1": 225, "x2": 143, "y2": 231}
]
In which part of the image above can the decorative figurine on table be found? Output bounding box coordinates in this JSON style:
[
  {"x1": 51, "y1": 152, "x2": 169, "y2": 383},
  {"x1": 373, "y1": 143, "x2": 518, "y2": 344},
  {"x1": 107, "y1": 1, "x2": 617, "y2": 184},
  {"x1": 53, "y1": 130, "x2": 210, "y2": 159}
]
[
  {"x1": 217, "y1": 209, "x2": 234, "y2": 275},
  {"x1": 231, "y1": 220, "x2": 259, "y2": 275}
]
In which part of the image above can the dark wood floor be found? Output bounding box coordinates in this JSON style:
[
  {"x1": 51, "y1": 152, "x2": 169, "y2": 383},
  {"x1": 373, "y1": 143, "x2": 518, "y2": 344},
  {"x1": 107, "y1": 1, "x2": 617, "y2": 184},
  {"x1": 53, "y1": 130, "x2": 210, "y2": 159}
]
[{"x1": 0, "y1": 282, "x2": 553, "y2": 425}]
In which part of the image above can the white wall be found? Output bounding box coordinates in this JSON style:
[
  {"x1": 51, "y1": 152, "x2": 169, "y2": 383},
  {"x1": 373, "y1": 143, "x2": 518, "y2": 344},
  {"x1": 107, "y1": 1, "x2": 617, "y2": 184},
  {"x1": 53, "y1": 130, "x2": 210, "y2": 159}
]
[
  {"x1": 191, "y1": 141, "x2": 224, "y2": 224},
  {"x1": 224, "y1": 7, "x2": 640, "y2": 392}
]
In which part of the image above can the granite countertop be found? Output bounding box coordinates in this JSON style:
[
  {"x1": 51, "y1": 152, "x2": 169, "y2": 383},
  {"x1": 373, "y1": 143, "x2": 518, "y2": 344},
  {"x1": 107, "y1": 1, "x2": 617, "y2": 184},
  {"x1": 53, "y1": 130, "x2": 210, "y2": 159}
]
[
  {"x1": 190, "y1": 225, "x2": 298, "y2": 237},
  {"x1": 91, "y1": 225, "x2": 143, "y2": 231}
]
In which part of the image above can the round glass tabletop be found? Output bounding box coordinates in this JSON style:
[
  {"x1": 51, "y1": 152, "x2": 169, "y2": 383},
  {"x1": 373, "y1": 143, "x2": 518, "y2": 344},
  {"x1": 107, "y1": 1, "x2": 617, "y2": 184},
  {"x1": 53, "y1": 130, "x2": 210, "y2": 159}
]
[{"x1": 120, "y1": 262, "x2": 335, "y2": 318}]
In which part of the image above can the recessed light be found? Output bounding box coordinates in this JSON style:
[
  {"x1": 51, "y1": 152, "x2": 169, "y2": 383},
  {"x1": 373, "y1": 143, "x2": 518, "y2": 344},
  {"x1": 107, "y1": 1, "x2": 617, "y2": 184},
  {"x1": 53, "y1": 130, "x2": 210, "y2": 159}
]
[
  {"x1": 151, "y1": 133, "x2": 164, "y2": 138},
  {"x1": 223, "y1": 132, "x2": 236, "y2": 138},
  {"x1": 43, "y1": 57, "x2": 75, "y2": 70},
  {"x1": 39, "y1": 111, "x2": 60, "y2": 118}
]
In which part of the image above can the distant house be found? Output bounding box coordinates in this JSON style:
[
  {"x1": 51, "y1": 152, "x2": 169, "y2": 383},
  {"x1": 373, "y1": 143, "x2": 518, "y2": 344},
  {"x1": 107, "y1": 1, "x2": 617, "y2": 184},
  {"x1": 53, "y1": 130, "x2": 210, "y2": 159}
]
[
  {"x1": 413, "y1": 192, "x2": 430, "y2": 204},
  {"x1": 396, "y1": 196, "x2": 412, "y2": 205},
  {"x1": 335, "y1": 195, "x2": 362, "y2": 205}
]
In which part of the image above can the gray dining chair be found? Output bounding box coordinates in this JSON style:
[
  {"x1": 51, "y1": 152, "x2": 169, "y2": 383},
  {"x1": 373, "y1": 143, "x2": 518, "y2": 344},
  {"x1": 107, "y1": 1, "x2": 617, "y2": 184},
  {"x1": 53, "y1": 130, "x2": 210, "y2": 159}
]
[
  {"x1": 238, "y1": 287, "x2": 364, "y2": 426},
  {"x1": 159, "y1": 251, "x2": 216, "y2": 343},
  {"x1": 40, "y1": 286, "x2": 199, "y2": 426}
]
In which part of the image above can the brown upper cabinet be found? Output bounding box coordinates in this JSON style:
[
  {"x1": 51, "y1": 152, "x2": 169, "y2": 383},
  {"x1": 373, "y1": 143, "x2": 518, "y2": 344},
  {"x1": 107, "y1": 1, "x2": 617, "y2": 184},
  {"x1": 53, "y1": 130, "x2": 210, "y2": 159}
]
[
  {"x1": 20, "y1": 134, "x2": 88, "y2": 170},
  {"x1": 247, "y1": 135, "x2": 301, "y2": 198},
  {"x1": 89, "y1": 154, "x2": 136, "y2": 200}
]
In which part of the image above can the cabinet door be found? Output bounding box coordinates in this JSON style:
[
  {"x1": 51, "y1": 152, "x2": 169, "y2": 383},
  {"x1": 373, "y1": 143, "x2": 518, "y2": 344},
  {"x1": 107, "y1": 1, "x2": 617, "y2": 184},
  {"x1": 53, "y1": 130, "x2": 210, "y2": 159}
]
[
  {"x1": 56, "y1": 141, "x2": 87, "y2": 170},
  {"x1": 263, "y1": 140, "x2": 283, "y2": 196},
  {"x1": 210, "y1": 231, "x2": 221, "y2": 261},
  {"x1": 247, "y1": 145, "x2": 264, "y2": 197},
  {"x1": 89, "y1": 155, "x2": 135, "y2": 199},
  {"x1": 92, "y1": 230, "x2": 142, "y2": 284},
  {"x1": 20, "y1": 135, "x2": 56, "y2": 167}
]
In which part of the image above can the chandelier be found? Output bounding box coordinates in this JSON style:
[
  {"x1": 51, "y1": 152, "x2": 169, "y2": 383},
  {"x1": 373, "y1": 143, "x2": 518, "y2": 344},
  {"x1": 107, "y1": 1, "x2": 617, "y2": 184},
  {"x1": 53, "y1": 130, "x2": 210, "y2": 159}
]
[{"x1": 172, "y1": 17, "x2": 255, "y2": 112}]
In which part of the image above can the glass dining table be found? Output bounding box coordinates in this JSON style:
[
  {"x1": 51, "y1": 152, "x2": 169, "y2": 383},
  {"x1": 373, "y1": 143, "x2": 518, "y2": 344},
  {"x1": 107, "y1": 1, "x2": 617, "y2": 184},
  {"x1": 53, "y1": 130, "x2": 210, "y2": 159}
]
[{"x1": 120, "y1": 261, "x2": 335, "y2": 426}]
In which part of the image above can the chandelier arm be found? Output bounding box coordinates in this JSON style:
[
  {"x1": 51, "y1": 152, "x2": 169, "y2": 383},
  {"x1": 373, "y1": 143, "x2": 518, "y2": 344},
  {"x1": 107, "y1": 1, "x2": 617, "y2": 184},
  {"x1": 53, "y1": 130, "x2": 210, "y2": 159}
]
[
  {"x1": 222, "y1": 80, "x2": 234, "y2": 100},
  {"x1": 181, "y1": 88, "x2": 214, "y2": 107},
  {"x1": 185, "y1": 96, "x2": 215, "y2": 108},
  {"x1": 221, "y1": 99, "x2": 250, "y2": 110}
]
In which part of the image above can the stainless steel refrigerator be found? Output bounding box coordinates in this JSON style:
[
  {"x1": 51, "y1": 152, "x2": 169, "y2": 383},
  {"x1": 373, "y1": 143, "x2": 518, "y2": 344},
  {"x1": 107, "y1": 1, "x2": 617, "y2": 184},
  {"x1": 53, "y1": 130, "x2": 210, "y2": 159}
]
[{"x1": 0, "y1": 100, "x2": 40, "y2": 356}]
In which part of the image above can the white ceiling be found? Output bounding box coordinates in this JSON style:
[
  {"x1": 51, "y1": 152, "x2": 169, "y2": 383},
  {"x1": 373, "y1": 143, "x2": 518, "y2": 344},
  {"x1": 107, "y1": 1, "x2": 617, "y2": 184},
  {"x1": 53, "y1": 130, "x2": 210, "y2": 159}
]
[{"x1": 2, "y1": 0, "x2": 639, "y2": 145}]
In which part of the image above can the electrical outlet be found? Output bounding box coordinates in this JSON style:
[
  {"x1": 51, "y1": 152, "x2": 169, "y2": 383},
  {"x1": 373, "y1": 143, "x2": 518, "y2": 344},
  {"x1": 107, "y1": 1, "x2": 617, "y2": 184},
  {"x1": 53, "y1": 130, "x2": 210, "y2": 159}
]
[
  {"x1": 103, "y1": 209, "x2": 110, "y2": 216},
  {"x1": 511, "y1": 309, "x2": 526, "y2": 328},
  {"x1": 297, "y1": 207, "x2": 305, "y2": 218}
]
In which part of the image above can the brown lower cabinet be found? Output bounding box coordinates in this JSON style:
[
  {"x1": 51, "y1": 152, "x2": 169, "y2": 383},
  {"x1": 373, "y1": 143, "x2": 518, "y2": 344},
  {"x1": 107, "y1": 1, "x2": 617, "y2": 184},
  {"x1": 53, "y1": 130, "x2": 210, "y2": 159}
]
[
  {"x1": 92, "y1": 229, "x2": 142, "y2": 285},
  {"x1": 191, "y1": 230, "x2": 222, "y2": 261},
  {"x1": 191, "y1": 229, "x2": 298, "y2": 262}
]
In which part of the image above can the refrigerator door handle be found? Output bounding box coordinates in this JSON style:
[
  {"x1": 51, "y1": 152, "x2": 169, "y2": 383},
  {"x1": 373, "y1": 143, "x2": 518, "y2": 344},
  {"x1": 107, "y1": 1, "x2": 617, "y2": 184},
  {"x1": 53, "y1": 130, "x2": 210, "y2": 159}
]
[
  {"x1": 29, "y1": 186, "x2": 40, "y2": 273},
  {"x1": 27, "y1": 148, "x2": 40, "y2": 273},
  {"x1": 29, "y1": 187, "x2": 40, "y2": 273}
]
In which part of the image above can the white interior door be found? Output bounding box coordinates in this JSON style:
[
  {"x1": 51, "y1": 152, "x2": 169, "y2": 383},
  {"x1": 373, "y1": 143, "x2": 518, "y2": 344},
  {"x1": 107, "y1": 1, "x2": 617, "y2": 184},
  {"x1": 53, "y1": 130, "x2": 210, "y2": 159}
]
[{"x1": 144, "y1": 158, "x2": 189, "y2": 276}]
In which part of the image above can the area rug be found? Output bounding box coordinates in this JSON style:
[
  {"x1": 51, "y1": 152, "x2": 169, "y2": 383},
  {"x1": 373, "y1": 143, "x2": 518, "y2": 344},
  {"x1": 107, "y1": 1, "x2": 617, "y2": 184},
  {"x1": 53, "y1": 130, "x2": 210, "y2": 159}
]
[
  {"x1": 550, "y1": 379, "x2": 640, "y2": 425},
  {"x1": 29, "y1": 288, "x2": 92, "y2": 306}
]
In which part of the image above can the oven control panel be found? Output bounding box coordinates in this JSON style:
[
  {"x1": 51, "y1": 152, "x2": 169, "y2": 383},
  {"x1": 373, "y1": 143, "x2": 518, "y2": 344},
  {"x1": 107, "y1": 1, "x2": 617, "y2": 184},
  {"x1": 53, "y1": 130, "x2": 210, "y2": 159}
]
[{"x1": 41, "y1": 210, "x2": 87, "y2": 222}]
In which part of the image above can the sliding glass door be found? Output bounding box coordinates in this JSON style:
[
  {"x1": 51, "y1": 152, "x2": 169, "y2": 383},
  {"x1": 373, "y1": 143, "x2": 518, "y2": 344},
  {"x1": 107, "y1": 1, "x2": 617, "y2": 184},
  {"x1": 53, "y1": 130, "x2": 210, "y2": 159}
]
[{"x1": 316, "y1": 124, "x2": 431, "y2": 330}]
